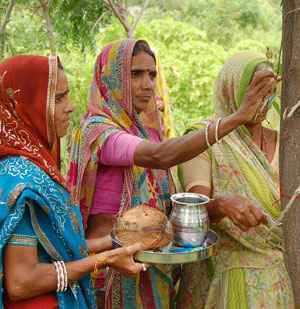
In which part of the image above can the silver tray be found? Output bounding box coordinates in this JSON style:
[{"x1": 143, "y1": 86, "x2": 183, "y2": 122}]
[{"x1": 111, "y1": 229, "x2": 218, "y2": 264}]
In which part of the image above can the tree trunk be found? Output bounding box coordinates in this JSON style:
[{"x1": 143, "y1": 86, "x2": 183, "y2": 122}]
[
  {"x1": 281, "y1": 0, "x2": 300, "y2": 306},
  {"x1": 0, "y1": 0, "x2": 16, "y2": 62}
]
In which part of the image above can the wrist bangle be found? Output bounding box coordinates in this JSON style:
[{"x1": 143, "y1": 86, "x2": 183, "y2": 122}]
[
  {"x1": 53, "y1": 262, "x2": 61, "y2": 292},
  {"x1": 205, "y1": 124, "x2": 212, "y2": 148},
  {"x1": 215, "y1": 117, "x2": 222, "y2": 143},
  {"x1": 54, "y1": 261, "x2": 68, "y2": 293},
  {"x1": 94, "y1": 251, "x2": 107, "y2": 273},
  {"x1": 59, "y1": 261, "x2": 68, "y2": 292}
]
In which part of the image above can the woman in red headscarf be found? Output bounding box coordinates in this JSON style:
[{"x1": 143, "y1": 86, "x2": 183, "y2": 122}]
[{"x1": 0, "y1": 55, "x2": 145, "y2": 308}]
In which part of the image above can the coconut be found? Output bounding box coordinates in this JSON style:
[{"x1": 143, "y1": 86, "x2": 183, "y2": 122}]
[{"x1": 114, "y1": 205, "x2": 173, "y2": 250}]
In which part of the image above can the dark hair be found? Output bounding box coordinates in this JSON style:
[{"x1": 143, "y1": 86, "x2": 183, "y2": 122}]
[
  {"x1": 132, "y1": 41, "x2": 156, "y2": 64},
  {"x1": 58, "y1": 62, "x2": 64, "y2": 70}
]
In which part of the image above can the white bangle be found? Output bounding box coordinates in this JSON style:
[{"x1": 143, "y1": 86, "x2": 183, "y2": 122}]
[
  {"x1": 215, "y1": 117, "x2": 222, "y2": 143},
  {"x1": 62, "y1": 261, "x2": 68, "y2": 292},
  {"x1": 58, "y1": 261, "x2": 68, "y2": 292},
  {"x1": 54, "y1": 261, "x2": 68, "y2": 292},
  {"x1": 53, "y1": 262, "x2": 61, "y2": 292},
  {"x1": 205, "y1": 124, "x2": 212, "y2": 148},
  {"x1": 59, "y1": 261, "x2": 65, "y2": 292}
]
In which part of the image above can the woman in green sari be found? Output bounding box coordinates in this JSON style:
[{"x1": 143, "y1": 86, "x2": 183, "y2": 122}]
[{"x1": 177, "y1": 51, "x2": 294, "y2": 308}]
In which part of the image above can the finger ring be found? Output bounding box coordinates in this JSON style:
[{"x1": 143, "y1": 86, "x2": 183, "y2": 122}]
[{"x1": 141, "y1": 263, "x2": 147, "y2": 271}]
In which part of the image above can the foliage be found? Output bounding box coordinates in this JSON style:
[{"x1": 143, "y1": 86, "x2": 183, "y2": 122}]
[
  {"x1": 49, "y1": 0, "x2": 112, "y2": 54},
  {"x1": 145, "y1": 0, "x2": 281, "y2": 49},
  {"x1": 0, "y1": 0, "x2": 282, "y2": 174},
  {"x1": 95, "y1": 16, "x2": 281, "y2": 135},
  {"x1": 0, "y1": 0, "x2": 112, "y2": 56},
  {"x1": 1, "y1": 1, "x2": 51, "y2": 56}
]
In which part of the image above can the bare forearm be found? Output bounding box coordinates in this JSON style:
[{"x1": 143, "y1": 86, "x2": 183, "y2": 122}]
[
  {"x1": 188, "y1": 185, "x2": 224, "y2": 223},
  {"x1": 86, "y1": 235, "x2": 113, "y2": 253},
  {"x1": 134, "y1": 112, "x2": 242, "y2": 169},
  {"x1": 134, "y1": 70, "x2": 277, "y2": 169},
  {"x1": 6, "y1": 253, "x2": 106, "y2": 301},
  {"x1": 6, "y1": 244, "x2": 144, "y2": 301}
]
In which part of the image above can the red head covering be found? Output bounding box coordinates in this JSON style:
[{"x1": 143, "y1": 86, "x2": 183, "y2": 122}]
[{"x1": 0, "y1": 55, "x2": 67, "y2": 187}]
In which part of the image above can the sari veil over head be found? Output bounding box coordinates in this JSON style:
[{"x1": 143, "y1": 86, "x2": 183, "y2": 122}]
[
  {"x1": 177, "y1": 51, "x2": 293, "y2": 309},
  {"x1": 185, "y1": 51, "x2": 282, "y2": 267},
  {"x1": 0, "y1": 55, "x2": 95, "y2": 308},
  {"x1": 68, "y1": 39, "x2": 173, "y2": 227},
  {"x1": 68, "y1": 39, "x2": 175, "y2": 308},
  {"x1": 0, "y1": 55, "x2": 66, "y2": 186}
]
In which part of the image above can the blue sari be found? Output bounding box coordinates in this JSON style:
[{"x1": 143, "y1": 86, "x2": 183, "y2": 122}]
[{"x1": 0, "y1": 156, "x2": 96, "y2": 309}]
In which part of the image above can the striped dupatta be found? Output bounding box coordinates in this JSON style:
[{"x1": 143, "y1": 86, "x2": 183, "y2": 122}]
[{"x1": 67, "y1": 39, "x2": 175, "y2": 308}]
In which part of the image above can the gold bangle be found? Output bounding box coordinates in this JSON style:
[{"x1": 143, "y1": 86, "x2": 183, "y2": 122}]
[{"x1": 94, "y1": 251, "x2": 107, "y2": 273}]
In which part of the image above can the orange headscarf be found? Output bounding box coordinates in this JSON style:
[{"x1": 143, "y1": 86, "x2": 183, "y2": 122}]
[{"x1": 0, "y1": 55, "x2": 67, "y2": 188}]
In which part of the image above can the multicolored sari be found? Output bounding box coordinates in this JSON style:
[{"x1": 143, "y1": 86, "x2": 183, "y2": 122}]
[
  {"x1": 67, "y1": 39, "x2": 175, "y2": 308},
  {"x1": 177, "y1": 52, "x2": 294, "y2": 308},
  {"x1": 0, "y1": 55, "x2": 95, "y2": 308},
  {"x1": 153, "y1": 50, "x2": 175, "y2": 140}
]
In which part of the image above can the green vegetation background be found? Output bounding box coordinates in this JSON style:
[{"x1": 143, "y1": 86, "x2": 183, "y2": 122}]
[{"x1": 1, "y1": 0, "x2": 282, "y2": 174}]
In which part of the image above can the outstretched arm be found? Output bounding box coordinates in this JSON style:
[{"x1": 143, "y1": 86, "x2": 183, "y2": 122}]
[{"x1": 134, "y1": 70, "x2": 276, "y2": 169}]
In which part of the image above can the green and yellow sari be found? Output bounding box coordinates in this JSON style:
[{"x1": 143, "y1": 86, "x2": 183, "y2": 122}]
[{"x1": 177, "y1": 51, "x2": 294, "y2": 309}]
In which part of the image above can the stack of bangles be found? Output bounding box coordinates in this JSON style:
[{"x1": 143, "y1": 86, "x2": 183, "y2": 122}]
[
  {"x1": 205, "y1": 117, "x2": 222, "y2": 148},
  {"x1": 53, "y1": 261, "x2": 68, "y2": 292}
]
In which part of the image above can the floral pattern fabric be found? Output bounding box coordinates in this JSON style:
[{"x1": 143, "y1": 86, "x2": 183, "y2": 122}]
[{"x1": 177, "y1": 51, "x2": 294, "y2": 308}]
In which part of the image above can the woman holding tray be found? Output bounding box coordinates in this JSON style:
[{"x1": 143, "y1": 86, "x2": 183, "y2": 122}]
[
  {"x1": 0, "y1": 55, "x2": 146, "y2": 308},
  {"x1": 67, "y1": 39, "x2": 276, "y2": 308}
]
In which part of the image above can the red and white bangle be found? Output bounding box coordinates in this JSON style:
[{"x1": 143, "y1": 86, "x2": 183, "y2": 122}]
[
  {"x1": 53, "y1": 261, "x2": 61, "y2": 292},
  {"x1": 54, "y1": 261, "x2": 68, "y2": 292},
  {"x1": 62, "y1": 261, "x2": 68, "y2": 291}
]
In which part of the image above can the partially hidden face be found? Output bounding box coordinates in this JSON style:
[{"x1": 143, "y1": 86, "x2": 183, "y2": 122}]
[
  {"x1": 131, "y1": 51, "x2": 157, "y2": 114},
  {"x1": 55, "y1": 69, "x2": 75, "y2": 138},
  {"x1": 248, "y1": 68, "x2": 276, "y2": 125}
]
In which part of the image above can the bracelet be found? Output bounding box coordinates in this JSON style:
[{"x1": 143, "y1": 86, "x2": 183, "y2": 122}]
[
  {"x1": 59, "y1": 261, "x2": 68, "y2": 292},
  {"x1": 215, "y1": 117, "x2": 222, "y2": 143},
  {"x1": 54, "y1": 261, "x2": 68, "y2": 292},
  {"x1": 58, "y1": 261, "x2": 65, "y2": 292},
  {"x1": 53, "y1": 261, "x2": 61, "y2": 292},
  {"x1": 205, "y1": 124, "x2": 212, "y2": 148},
  {"x1": 94, "y1": 251, "x2": 107, "y2": 274}
]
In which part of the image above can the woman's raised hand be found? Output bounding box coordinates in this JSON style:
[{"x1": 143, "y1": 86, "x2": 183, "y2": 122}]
[
  {"x1": 236, "y1": 69, "x2": 277, "y2": 124},
  {"x1": 104, "y1": 243, "x2": 150, "y2": 277},
  {"x1": 215, "y1": 195, "x2": 268, "y2": 231}
]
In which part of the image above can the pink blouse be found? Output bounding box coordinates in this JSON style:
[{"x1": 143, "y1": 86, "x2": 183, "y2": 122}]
[{"x1": 90, "y1": 128, "x2": 160, "y2": 215}]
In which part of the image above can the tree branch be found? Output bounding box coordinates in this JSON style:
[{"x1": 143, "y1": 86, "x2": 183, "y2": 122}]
[
  {"x1": 102, "y1": 0, "x2": 130, "y2": 35},
  {"x1": 0, "y1": 0, "x2": 16, "y2": 61},
  {"x1": 91, "y1": 11, "x2": 108, "y2": 34},
  {"x1": 116, "y1": 0, "x2": 124, "y2": 9},
  {"x1": 39, "y1": 0, "x2": 56, "y2": 56},
  {"x1": 102, "y1": 0, "x2": 151, "y2": 38},
  {"x1": 128, "y1": 0, "x2": 151, "y2": 37}
]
